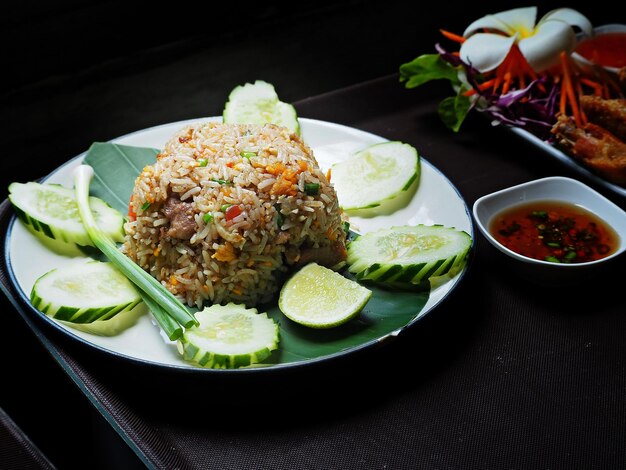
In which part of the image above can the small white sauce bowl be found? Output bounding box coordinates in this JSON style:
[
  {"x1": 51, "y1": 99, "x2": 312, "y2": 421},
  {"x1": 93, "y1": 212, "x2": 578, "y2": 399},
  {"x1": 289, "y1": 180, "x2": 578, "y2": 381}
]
[
  {"x1": 571, "y1": 24, "x2": 626, "y2": 74},
  {"x1": 473, "y1": 177, "x2": 626, "y2": 284}
]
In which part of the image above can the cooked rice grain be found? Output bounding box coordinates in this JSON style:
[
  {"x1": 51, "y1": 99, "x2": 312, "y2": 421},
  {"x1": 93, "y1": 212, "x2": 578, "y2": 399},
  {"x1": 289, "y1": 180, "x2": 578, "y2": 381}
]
[{"x1": 123, "y1": 122, "x2": 346, "y2": 307}]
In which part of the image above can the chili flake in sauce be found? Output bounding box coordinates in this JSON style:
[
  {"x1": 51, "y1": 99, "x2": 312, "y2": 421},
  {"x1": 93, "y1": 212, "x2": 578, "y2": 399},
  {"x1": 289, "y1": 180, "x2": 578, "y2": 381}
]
[{"x1": 489, "y1": 201, "x2": 619, "y2": 263}]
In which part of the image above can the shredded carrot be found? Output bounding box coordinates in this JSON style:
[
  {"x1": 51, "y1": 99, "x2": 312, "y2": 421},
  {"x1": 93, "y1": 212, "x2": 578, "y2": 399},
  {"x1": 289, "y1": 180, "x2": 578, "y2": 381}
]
[
  {"x1": 463, "y1": 78, "x2": 497, "y2": 96},
  {"x1": 440, "y1": 29, "x2": 465, "y2": 44},
  {"x1": 501, "y1": 72, "x2": 513, "y2": 95},
  {"x1": 560, "y1": 52, "x2": 583, "y2": 127},
  {"x1": 492, "y1": 74, "x2": 502, "y2": 94},
  {"x1": 326, "y1": 167, "x2": 332, "y2": 182},
  {"x1": 170, "y1": 275, "x2": 178, "y2": 286},
  {"x1": 580, "y1": 77, "x2": 603, "y2": 96}
]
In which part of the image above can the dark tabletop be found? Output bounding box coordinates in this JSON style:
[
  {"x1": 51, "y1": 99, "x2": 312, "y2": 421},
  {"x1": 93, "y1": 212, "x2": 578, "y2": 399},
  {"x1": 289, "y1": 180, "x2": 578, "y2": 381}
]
[{"x1": 2, "y1": 1, "x2": 625, "y2": 469}]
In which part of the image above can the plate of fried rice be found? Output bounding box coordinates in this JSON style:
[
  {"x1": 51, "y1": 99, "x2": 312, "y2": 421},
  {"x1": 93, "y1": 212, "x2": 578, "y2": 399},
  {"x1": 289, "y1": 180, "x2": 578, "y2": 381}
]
[{"x1": 6, "y1": 117, "x2": 473, "y2": 371}]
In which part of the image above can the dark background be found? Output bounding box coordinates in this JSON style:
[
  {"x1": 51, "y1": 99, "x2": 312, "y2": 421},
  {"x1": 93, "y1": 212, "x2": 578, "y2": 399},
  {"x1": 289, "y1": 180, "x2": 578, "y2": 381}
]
[{"x1": 1, "y1": 1, "x2": 620, "y2": 468}]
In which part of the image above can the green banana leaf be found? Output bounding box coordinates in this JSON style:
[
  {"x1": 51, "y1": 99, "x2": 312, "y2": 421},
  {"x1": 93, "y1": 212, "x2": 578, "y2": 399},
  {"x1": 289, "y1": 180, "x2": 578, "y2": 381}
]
[{"x1": 83, "y1": 142, "x2": 429, "y2": 365}]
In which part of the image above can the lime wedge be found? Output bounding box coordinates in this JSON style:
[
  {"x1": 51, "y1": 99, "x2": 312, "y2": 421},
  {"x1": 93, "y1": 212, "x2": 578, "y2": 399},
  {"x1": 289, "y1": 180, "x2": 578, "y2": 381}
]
[
  {"x1": 278, "y1": 263, "x2": 372, "y2": 329},
  {"x1": 222, "y1": 80, "x2": 300, "y2": 135}
]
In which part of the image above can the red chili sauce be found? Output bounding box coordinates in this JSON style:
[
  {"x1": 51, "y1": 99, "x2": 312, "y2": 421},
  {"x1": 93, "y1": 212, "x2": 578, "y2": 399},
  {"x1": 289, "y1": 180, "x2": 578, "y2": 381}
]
[
  {"x1": 489, "y1": 201, "x2": 619, "y2": 264},
  {"x1": 575, "y1": 32, "x2": 626, "y2": 69}
]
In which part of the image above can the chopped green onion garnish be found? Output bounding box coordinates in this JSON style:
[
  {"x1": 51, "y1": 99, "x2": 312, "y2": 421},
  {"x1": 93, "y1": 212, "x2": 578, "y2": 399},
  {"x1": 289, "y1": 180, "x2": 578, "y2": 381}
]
[
  {"x1": 532, "y1": 210, "x2": 548, "y2": 219},
  {"x1": 141, "y1": 202, "x2": 150, "y2": 211},
  {"x1": 221, "y1": 204, "x2": 232, "y2": 212},
  {"x1": 304, "y1": 183, "x2": 320, "y2": 196},
  {"x1": 273, "y1": 203, "x2": 284, "y2": 228},
  {"x1": 546, "y1": 242, "x2": 561, "y2": 248},
  {"x1": 73, "y1": 165, "x2": 198, "y2": 339},
  {"x1": 203, "y1": 213, "x2": 214, "y2": 223},
  {"x1": 240, "y1": 151, "x2": 256, "y2": 159},
  {"x1": 198, "y1": 159, "x2": 208, "y2": 167},
  {"x1": 565, "y1": 250, "x2": 577, "y2": 260},
  {"x1": 343, "y1": 221, "x2": 350, "y2": 233},
  {"x1": 545, "y1": 256, "x2": 560, "y2": 263},
  {"x1": 212, "y1": 178, "x2": 232, "y2": 185}
]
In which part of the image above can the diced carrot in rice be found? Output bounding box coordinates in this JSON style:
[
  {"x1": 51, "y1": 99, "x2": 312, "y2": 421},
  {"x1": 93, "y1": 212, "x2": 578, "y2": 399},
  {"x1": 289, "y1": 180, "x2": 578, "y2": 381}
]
[{"x1": 212, "y1": 242, "x2": 237, "y2": 262}]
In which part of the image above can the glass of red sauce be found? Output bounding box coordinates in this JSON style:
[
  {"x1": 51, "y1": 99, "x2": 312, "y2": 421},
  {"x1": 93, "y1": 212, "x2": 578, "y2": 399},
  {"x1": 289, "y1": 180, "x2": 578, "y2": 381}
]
[
  {"x1": 572, "y1": 24, "x2": 626, "y2": 73},
  {"x1": 473, "y1": 177, "x2": 626, "y2": 283}
]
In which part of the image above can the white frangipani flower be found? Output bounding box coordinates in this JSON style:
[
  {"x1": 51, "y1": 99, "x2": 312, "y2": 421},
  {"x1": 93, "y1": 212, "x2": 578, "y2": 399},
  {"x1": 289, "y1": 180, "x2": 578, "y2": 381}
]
[{"x1": 459, "y1": 7, "x2": 592, "y2": 73}]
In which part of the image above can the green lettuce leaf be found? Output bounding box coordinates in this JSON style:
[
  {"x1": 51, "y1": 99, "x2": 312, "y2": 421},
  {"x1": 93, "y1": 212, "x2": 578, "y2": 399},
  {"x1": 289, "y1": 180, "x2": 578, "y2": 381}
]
[
  {"x1": 438, "y1": 93, "x2": 472, "y2": 133},
  {"x1": 399, "y1": 54, "x2": 472, "y2": 132},
  {"x1": 399, "y1": 54, "x2": 461, "y2": 88}
]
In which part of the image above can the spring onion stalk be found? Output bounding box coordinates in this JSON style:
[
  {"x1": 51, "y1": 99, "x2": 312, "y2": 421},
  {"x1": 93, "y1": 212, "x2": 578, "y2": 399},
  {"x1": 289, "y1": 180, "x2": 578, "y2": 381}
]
[
  {"x1": 138, "y1": 290, "x2": 182, "y2": 341},
  {"x1": 73, "y1": 165, "x2": 198, "y2": 330}
]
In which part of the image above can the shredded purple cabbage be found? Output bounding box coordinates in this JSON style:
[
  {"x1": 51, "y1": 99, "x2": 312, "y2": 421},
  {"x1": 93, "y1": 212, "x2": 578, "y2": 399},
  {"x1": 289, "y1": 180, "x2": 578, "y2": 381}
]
[{"x1": 436, "y1": 44, "x2": 560, "y2": 140}]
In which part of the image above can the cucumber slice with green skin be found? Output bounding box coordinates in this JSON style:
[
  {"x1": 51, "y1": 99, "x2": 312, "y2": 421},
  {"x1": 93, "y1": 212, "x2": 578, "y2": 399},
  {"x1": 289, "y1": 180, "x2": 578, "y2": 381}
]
[
  {"x1": 222, "y1": 80, "x2": 300, "y2": 135},
  {"x1": 178, "y1": 303, "x2": 279, "y2": 369},
  {"x1": 8, "y1": 182, "x2": 125, "y2": 249},
  {"x1": 347, "y1": 225, "x2": 472, "y2": 286},
  {"x1": 331, "y1": 141, "x2": 420, "y2": 213},
  {"x1": 30, "y1": 261, "x2": 144, "y2": 327},
  {"x1": 59, "y1": 302, "x2": 146, "y2": 337}
]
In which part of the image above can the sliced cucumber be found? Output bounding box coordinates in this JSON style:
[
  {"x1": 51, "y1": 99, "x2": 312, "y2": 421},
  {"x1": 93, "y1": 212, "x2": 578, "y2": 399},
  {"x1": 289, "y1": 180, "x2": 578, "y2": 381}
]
[
  {"x1": 8, "y1": 181, "x2": 125, "y2": 249},
  {"x1": 223, "y1": 80, "x2": 300, "y2": 135},
  {"x1": 347, "y1": 225, "x2": 471, "y2": 287},
  {"x1": 331, "y1": 141, "x2": 420, "y2": 213},
  {"x1": 30, "y1": 261, "x2": 145, "y2": 329},
  {"x1": 59, "y1": 302, "x2": 146, "y2": 337},
  {"x1": 178, "y1": 303, "x2": 279, "y2": 369}
]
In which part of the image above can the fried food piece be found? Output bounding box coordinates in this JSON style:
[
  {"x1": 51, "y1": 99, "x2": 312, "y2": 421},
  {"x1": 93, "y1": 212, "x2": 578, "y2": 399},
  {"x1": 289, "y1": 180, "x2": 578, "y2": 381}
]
[
  {"x1": 619, "y1": 67, "x2": 626, "y2": 93},
  {"x1": 580, "y1": 95, "x2": 626, "y2": 142},
  {"x1": 551, "y1": 114, "x2": 626, "y2": 185}
]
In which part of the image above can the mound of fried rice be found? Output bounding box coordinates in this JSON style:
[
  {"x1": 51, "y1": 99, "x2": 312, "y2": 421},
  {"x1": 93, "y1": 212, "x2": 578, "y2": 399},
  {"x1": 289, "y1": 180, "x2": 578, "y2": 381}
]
[{"x1": 123, "y1": 122, "x2": 347, "y2": 308}]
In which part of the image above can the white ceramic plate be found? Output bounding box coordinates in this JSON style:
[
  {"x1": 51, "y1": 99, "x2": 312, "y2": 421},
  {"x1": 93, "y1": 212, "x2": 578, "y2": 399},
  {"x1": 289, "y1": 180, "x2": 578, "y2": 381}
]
[
  {"x1": 5, "y1": 117, "x2": 473, "y2": 371},
  {"x1": 507, "y1": 126, "x2": 626, "y2": 204}
]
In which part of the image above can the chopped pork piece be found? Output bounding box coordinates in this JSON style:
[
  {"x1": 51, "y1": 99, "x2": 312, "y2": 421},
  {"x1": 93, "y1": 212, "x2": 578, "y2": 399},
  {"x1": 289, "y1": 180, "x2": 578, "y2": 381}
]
[{"x1": 162, "y1": 195, "x2": 196, "y2": 239}]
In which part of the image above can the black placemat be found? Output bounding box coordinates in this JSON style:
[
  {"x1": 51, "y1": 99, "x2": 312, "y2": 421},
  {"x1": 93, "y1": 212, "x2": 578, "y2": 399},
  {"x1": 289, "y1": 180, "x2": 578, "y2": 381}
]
[
  {"x1": 0, "y1": 407, "x2": 55, "y2": 470},
  {"x1": 2, "y1": 75, "x2": 625, "y2": 469}
]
